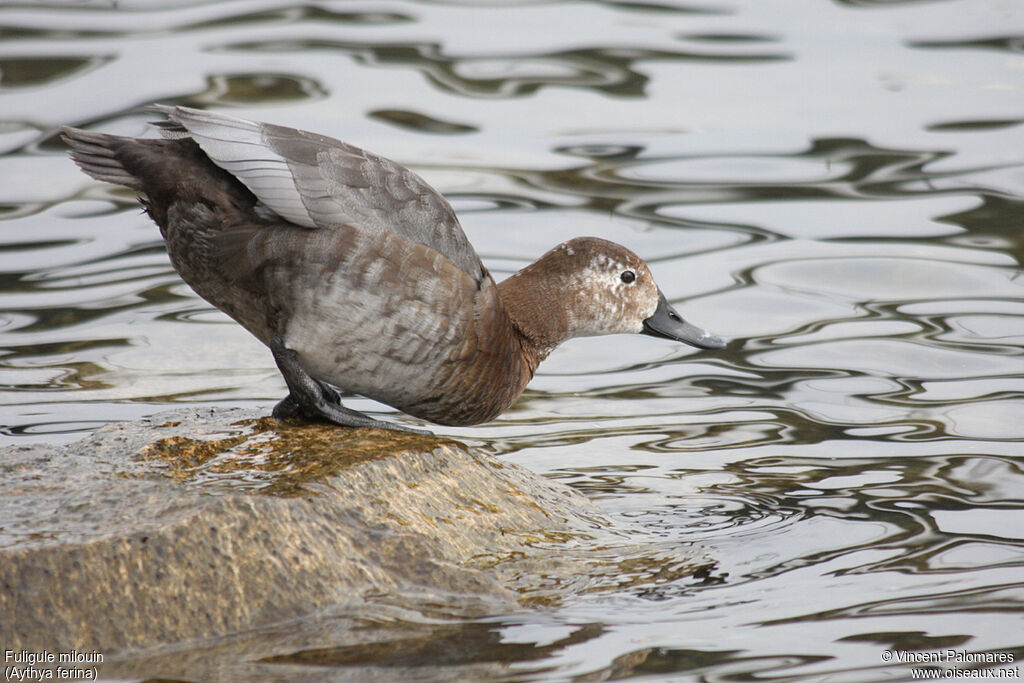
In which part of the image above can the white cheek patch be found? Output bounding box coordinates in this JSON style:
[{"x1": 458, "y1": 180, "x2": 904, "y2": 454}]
[
  {"x1": 638, "y1": 291, "x2": 658, "y2": 319},
  {"x1": 566, "y1": 261, "x2": 653, "y2": 336}
]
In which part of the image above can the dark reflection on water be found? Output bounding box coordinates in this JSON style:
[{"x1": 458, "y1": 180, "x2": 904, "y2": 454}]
[
  {"x1": 368, "y1": 107, "x2": 478, "y2": 134},
  {"x1": 202, "y1": 72, "x2": 329, "y2": 105},
  {"x1": 0, "y1": 56, "x2": 113, "y2": 88},
  {"x1": 181, "y1": 5, "x2": 415, "y2": 31},
  {"x1": 225, "y1": 40, "x2": 789, "y2": 99},
  {"x1": 263, "y1": 621, "x2": 605, "y2": 669},
  {"x1": 927, "y1": 118, "x2": 1024, "y2": 133},
  {"x1": 549, "y1": 137, "x2": 971, "y2": 209},
  {"x1": 716, "y1": 454, "x2": 1024, "y2": 572},
  {"x1": 908, "y1": 35, "x2": 1024, "y2": 53},
  {"x1": 2, "y1": 0, "x2": 1024, "y2": 679}
]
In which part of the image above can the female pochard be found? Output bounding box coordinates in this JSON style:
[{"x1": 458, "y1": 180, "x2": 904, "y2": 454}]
[{"x1": 63, "y1": 106, "x2": 724, "y2": 433}]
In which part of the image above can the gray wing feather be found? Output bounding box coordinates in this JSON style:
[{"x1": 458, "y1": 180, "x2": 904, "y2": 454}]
[{"x1": 155, "y1": 105, "x2": 484, "y2": 279}]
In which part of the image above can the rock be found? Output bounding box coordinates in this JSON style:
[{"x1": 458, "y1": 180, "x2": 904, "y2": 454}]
[
  {"x1": 0, "y1": 408, "x2": 714, "y2": 680},
  {"x1": 0, "y1": 409, "x2": 613, "y2": 655}
]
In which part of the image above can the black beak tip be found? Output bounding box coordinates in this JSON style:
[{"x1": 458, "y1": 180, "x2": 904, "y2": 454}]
[
  {"x1": 642, "y1": 319, "x2": 726, "y2": 350},
  {"x1": 699, "y1": 333, "x2": 728, "y2": 350}
]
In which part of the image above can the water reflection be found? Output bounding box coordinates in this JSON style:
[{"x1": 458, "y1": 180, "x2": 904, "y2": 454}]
[
  {"x1": 368, "y1": 107, "x2": 478, "y2": 133},
  {"x1": 0, "y1": 56, "x2": 113, "y2": 88},
  {"x1": 261, "y1": 620, "x2": 606, "y2": 668}
]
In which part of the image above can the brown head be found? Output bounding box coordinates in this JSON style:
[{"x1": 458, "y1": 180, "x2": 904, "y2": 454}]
[{"x1": 497, "y1": 236, "x2": 725, "y2": 361}]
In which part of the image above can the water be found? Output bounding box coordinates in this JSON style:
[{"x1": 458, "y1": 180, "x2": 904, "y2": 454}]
[{"x1": 2, "y1": 0, "x2": 1024, "y2": 679}]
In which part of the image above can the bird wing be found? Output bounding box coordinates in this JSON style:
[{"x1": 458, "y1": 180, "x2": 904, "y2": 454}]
[{"x1": 152, "y1": 105, "x2": 486, "y2": 281}]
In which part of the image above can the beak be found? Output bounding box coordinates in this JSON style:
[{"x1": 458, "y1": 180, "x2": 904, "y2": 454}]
[{"x1": 642, "y1": 290, "x2": 726, "y2": 350}]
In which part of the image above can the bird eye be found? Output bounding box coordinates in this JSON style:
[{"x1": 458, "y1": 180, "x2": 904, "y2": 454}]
[{"x1": 620, "y1": 270, "x2": 636, "y2": 284}]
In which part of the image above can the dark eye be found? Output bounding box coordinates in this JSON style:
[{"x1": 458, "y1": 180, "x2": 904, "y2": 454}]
[{"x1": 620, "y1": 270, "x2": 636, "y2": 284}]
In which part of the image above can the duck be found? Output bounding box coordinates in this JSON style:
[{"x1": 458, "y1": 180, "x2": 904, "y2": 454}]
[{"x1": 62, "y1": 106, "x2": 725, "y2": 433}]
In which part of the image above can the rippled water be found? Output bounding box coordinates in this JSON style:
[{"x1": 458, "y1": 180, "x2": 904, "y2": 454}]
[{"x1": 2, "y1": 0, "x2": 1024, "y2": 679}]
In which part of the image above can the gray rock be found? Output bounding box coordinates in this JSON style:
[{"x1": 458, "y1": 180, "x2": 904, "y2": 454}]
[{"x1": 0, "y1": 408, "x2": 712, "y2": 680}]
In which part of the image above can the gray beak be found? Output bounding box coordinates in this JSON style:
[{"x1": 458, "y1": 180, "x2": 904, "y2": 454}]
[{"x1": 642, "y1": 290, "x2": 726, "y2": 350}]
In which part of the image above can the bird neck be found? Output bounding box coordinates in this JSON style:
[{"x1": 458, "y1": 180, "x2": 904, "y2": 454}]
[{"x1": 497, "y1": 264, "x2": 573, "y2": 365}]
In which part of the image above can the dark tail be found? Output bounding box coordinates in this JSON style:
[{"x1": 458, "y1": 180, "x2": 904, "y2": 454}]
[{"x1": 61, "y1": 126, "x2": 147, "y2": 192}]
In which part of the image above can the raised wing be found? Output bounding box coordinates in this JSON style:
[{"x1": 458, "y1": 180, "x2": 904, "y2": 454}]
[{"x1": 153, "y1": 105, "x2": 485, "y2": 280}]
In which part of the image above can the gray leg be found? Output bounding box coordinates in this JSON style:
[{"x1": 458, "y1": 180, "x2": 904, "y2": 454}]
[{"x1": 269, "y1": 335, "x2": 431, "y2": 435}]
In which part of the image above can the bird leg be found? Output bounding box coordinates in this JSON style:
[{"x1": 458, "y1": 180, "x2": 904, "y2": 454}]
[{"x1": 269, "y1": 335, "x2": 431, "y2": 435}]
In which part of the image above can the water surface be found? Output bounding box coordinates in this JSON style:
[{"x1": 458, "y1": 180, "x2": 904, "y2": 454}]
[{"x1": 2, "y1": 0, "x2": 1023, "y2": 679}]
